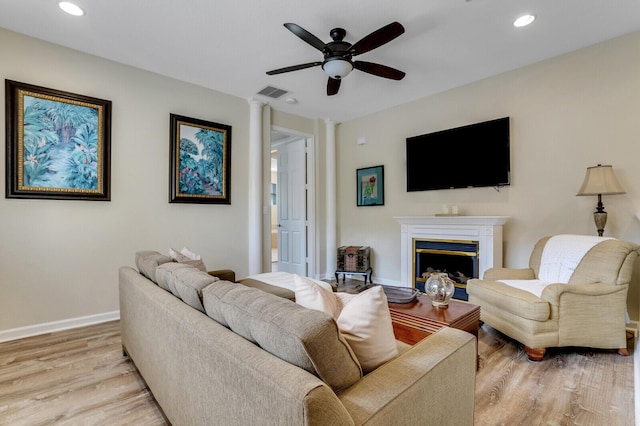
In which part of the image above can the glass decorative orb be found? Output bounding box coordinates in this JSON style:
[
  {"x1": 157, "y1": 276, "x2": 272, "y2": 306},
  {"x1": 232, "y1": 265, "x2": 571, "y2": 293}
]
[{"x1": 424, "y1": 272, "x2": 455, "y2": 308}]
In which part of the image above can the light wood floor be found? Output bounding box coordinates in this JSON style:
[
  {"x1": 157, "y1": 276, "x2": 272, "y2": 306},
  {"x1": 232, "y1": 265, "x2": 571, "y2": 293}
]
[{"x1": 0, "y1": 320, "x2": 634, "y2": 425}]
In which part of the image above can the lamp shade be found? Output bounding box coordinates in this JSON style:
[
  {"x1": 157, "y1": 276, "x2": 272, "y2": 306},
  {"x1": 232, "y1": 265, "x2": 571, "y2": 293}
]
[
  {"x1": 322, "y1": 59, "x2": 353, "y2": 79},
  {"x1": 576, "y1": 164, "x2": 625, "y2": 196}
]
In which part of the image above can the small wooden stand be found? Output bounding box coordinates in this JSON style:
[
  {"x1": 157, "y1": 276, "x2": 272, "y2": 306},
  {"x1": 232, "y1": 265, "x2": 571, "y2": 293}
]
[{"x1": 335, "y1": 267, "x2": 373, "y2": 284}]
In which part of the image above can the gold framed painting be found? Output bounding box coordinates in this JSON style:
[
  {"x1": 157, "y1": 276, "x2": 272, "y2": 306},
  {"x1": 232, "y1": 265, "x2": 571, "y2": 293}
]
[
  {"x1": 5, "y1": 80, "x2": 112, "y2": 201},
  {"x1": 169, "y1": 113, "x2": 232, "y2": 204}
]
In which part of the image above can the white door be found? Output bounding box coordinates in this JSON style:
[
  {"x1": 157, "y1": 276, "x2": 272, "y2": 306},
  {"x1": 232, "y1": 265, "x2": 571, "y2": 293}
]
[{"x1": 277, "y1": 139, "x2": 307, "y2": 275}]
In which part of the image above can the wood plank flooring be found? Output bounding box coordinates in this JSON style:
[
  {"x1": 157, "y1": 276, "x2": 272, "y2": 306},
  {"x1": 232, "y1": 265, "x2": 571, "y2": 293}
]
[
  {"x1": 0, "y1": 321, "x2": 165, "y2": 425},
  {"x1": 475, "y1": 325, "x2": 634, "y2": 425},
  {"x1": 0, "y1": 319, "x2": 634, "y2": 425}
]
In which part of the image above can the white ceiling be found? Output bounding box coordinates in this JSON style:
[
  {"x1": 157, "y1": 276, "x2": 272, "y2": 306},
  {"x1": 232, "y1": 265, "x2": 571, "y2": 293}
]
[{"x1": 1, "y1": 0, "x2": 640, "y2": 122}]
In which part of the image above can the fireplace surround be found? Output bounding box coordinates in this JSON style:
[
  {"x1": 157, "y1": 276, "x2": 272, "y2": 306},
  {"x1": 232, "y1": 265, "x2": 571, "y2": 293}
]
[{"x1": 394, "y1": 216, "x2": 509, "y2": 293}]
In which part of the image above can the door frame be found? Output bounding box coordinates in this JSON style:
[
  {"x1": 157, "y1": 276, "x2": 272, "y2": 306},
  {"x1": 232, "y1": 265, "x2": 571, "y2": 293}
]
[{"x1": 270, "y1": 126, "x2": 316, "y2": 278}]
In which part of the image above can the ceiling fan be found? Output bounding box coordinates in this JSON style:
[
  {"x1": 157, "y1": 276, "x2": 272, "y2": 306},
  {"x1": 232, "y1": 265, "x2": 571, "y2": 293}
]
[{"x1": 266, "y1": 22, "x2": 406, "y2": 96}]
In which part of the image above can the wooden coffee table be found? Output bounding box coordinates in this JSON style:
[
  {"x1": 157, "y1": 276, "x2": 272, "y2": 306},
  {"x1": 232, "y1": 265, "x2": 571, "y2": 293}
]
[{"x1": 388, "y1": 295, "x2": 480, "y2": 346}]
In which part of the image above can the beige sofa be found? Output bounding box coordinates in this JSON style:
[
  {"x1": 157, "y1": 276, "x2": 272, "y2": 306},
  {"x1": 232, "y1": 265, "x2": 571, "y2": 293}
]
[{"x1": 119, "y1": 252, "x2": 477, "y2": 425}]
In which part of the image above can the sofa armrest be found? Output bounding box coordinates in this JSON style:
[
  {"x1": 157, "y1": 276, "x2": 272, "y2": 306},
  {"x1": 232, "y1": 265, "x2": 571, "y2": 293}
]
[
  {"x1": 541, "y1": 282, "x2": 627, "y2": 304},
  {"x1": 208, "y1": 269, "x2": 235, "y2": 282},
  {"x1": 338, "y1": 327, "x2": 476, "y2": 425},
  {"x1": 483, "y1": 267, "x2": 535, "y2": 281},
  {"x1": 541, "y1": 282, "x2": 629, "y2": 347}
]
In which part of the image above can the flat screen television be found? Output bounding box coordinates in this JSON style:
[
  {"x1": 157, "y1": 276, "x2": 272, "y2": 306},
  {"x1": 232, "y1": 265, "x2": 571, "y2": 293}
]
[{"x1": 406, "y1": 117, "x2": 510, "y2": 191}]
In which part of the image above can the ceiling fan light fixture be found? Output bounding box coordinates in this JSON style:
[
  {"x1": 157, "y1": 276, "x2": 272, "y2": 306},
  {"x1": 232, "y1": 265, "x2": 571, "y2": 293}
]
[{"x1": 322, "y1": 58, "x2": 353, "y2": 80}]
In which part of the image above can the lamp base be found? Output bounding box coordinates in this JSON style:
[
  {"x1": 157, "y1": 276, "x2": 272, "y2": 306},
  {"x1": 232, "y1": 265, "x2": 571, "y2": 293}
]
[{"x1": 594, "y1": 211, "x2": 607, "y2": 237}]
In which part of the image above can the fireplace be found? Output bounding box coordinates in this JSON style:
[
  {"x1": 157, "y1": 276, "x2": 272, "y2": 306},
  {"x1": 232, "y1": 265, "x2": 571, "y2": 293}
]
[
  {"x1": 394, "y1": 216, "x2": 509, "y2": 292},
  {"x1": 413, "y1": 239, "x2": 479, "y2": 301}
]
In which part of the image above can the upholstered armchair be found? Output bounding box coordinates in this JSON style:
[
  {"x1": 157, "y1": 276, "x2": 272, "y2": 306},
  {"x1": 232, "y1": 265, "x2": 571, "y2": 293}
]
[{"x1": 467, "y1": 235, "x2": 638, "y2": 361}]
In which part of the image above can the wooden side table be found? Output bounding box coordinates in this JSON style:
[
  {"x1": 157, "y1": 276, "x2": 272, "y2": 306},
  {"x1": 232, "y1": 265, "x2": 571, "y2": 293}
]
[
  {"x1": 388, "y1": 295, "x2": 480, "y2": 345},
  {"x1": 335, "y1": 267, "x2": 373, "y2": 284}
]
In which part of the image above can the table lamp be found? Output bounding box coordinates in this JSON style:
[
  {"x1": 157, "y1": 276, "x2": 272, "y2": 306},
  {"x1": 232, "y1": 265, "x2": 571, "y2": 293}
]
[{"x1": 576, "y1": 164, "x2": 625, "y2": 236}]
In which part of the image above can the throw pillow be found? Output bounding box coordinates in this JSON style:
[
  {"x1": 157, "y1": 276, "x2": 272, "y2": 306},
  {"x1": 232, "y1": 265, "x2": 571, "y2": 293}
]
[
  {"x1": 335, "y1": 288, "x2": 399, "y2": 373},
  {"x1": 293, "y1": 274, "x2": 338, "y2": 316},
  {"x1": 169, "y1": 246, "x2": 207, "y2": 271},
  {"x1": 294, "y1": 275, "x2": 399, "y2": 373}
]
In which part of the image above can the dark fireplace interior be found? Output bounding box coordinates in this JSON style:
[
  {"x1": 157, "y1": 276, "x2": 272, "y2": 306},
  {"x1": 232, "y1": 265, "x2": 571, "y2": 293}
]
[{"x1": 414, "y1": 239, "x2": 479, "y2": 301}]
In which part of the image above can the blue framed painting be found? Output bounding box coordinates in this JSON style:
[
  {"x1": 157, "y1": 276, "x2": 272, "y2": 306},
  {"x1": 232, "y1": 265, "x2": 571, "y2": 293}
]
[
  {"x1": 169, "y1": 114, "x2": 231, "y2": 204},
  {"x1": 5, "y1": 80, "x2": 112, "y2": 201},
  {"x1": 357, "y1": 165, "x2": 384, "y2": 206}
]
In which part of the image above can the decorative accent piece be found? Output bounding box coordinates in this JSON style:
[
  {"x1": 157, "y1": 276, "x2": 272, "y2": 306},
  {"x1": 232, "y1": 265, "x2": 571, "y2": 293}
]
[
  {"x1": 576, "y1": 164, "x2": 625, "y2": 236},
  {"x1": 5, "y1": 80, "x2": 111, "y2": 201},
  {"x1": 423, "y1": 272, "x2": 455, "y2": 308},
  {"x1": 169, "y1": 114, "x2": 231, "y2": 204},
  {"x1": 356, "y1": 165, "x2": 384, "y2": 206}
]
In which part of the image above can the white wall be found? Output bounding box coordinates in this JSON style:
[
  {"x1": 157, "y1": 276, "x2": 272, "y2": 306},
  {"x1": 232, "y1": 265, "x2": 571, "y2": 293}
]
[
  {"x1": 337, "y1": 31, "x2": 640, "y2": 320},
  {"x1": 0, "y1": 29, "x2": 252, "y2": 332}
]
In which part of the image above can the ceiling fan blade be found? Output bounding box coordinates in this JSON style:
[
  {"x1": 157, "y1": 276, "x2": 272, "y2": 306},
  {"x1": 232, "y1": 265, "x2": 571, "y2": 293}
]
[
  {"x1": 354, "y1": 61, "x2": 406, "y2": 80},
  {"x1": 284, "y1": 23, "x2": 327, "y2": 52},
  {"x1": 327, "y1": 78, "x2": 341, "y2": 96},
  {"x1": 350, "y1": 22, "x2": 405, "y2": 56},
  {"x1": 266, "y1": 61, "x2": 322, "y2": 75}
]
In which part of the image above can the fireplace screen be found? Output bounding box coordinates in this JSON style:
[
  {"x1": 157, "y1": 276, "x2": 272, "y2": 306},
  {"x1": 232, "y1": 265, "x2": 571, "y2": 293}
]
[{"x1": 413, "y1": 239, "x2": 479, "y2": 301}]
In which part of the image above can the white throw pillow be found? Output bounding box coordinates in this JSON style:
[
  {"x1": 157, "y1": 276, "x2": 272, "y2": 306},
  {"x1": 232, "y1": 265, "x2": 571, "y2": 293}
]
[
  {"x1": 294, "y1": 275, "x2": 398, "y2": 373},
  {"x1": 294, "y1": 274, "x2": 338, "y2": 317},
  {"x1": 169, "y1": 247, "x2": 207, "y2": 271}
]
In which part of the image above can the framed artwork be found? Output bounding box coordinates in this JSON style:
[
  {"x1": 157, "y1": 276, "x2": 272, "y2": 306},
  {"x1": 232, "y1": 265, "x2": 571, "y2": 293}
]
[
  {"x1": 169, "y1": 113, "x2": 231, "y2": 204},
  {"x1": 5, "y1": 80, "x2": 112, "y2": 201},
  {"x1": 357, "y1": 165, "x2": 384, "y2": 206}
]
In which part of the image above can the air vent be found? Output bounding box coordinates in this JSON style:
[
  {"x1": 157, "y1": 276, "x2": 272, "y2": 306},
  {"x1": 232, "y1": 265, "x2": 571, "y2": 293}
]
[{"x1": 257, "y1": 86, "x2": 289, "y2": 99}]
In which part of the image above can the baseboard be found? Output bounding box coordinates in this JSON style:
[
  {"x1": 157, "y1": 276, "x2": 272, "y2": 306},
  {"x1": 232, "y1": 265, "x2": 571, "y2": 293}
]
[{"x1": 0, "y1": 311, "x2": 120, "y2": 343}]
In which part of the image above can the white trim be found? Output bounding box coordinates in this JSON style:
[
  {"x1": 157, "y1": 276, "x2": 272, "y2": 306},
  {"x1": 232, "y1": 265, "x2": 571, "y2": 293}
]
[
  {"x1": 394, "y1": 216, "x2": 509, "y2": 287},
  {"x1": 633, "y1": 334, "x2": 640, "y2": 426},
  {"x1": 0, "y1": 311, "x2": 120, "y2": 343}
]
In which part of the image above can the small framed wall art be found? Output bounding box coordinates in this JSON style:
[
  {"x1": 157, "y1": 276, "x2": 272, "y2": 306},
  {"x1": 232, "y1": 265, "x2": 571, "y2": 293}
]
[
  {"x1": 356, "y1": 165, "x2": 384, "y2": 206},
  {"x1": 169, "y1": 113, "x2": 232, "y2": 204},
  {"x1": 5, "y1": 80, "x2": 112, "y2": 201}
]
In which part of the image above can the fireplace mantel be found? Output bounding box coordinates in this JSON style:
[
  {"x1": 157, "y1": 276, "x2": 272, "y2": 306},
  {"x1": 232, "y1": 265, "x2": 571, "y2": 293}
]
[{"x1": 394, "y1": 216, "x2": 509, "y2": 288}]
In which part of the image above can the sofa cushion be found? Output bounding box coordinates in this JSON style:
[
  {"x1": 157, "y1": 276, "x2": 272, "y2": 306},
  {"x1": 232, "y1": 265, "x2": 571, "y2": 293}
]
[
  {"x1": 294, "y1": 275, "x2": 398, "y2": 373},
  {"x1": 202, "y1": 281, "x2": 362, "y2": 392},
  {"x1": 156, "y1": 263, "x2": 219, "y2": 312},
  {"x1": 135, "y1": 251, "x2": 174, "y2": 283}
]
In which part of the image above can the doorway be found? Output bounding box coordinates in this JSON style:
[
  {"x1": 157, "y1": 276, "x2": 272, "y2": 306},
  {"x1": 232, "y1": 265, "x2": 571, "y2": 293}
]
[{"x1": 270, "y1": 128, "x2": 315, "y2": 277}]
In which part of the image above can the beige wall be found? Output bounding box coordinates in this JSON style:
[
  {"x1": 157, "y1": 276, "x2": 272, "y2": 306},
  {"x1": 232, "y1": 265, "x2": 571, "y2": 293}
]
[
  {"x1": 0, "y1": 29, "x2": 254, "y2": 331},
  {"x1": 337, "y1": 31, "x2": 640, "y2": 320}
]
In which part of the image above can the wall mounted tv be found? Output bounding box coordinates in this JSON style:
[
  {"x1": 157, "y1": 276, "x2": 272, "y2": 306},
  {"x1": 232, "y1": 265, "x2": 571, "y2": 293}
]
[{"x1": 406, "y1": 117, "x2": 510, "y2": 191}]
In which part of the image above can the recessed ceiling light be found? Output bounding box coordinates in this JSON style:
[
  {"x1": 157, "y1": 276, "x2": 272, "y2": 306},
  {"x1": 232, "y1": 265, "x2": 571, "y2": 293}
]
[
  {"x1": 59, "y1": 2, "x2": 84, "y2": 16},
  {"x1": 513, "y1": 14, "x2": 535, "y2": 28}
]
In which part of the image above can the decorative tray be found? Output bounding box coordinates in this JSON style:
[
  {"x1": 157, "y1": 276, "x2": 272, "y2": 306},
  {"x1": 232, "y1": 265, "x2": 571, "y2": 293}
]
[{"x1": 381, "y1": 285, "x2": 420, "y2": 304}]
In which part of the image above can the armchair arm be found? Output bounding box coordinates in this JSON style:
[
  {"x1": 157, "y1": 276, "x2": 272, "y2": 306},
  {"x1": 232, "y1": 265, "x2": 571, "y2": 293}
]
[
  {"x1": 483, "y1": 267, "x2": 535, "y2": 281},
  {"x1": 338, "y1": 327, "x2": 476, "y2": 426},
  {"x1": 541, "y1": 282, "x2": 627, "y2": 304},
  {"x1": 208, "y1": 269, "x2": 235, "y2": 282},
  {"x1": 541, "y1": 282, "x2": 629, "y2": 348}
]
